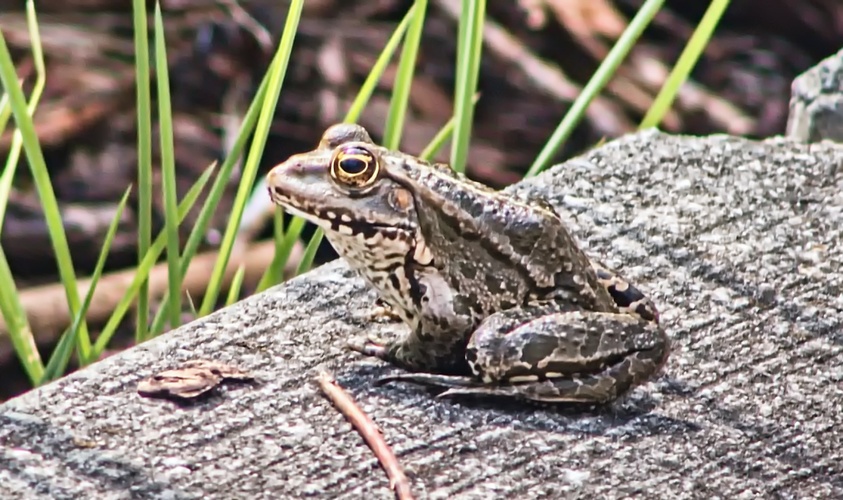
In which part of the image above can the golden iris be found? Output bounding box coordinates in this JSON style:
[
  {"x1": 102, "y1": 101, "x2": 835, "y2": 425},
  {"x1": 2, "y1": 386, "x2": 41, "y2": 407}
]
[{"x1": 330, "y1": 144, "x2": 379, "y2": 189}]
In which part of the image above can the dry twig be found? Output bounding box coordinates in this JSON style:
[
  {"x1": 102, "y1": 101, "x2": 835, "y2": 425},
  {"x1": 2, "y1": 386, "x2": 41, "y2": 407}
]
[{"x1": 316, "y1": 371, "x2": 414, "y2": 500}]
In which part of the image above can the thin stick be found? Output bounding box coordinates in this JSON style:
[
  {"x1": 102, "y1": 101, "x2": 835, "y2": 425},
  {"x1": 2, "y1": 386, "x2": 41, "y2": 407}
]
[{"x1": 316, "y1": 371, "x2": 414, "y2": 500}]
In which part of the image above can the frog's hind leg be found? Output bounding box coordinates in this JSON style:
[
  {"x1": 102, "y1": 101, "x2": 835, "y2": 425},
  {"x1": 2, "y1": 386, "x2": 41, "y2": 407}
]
[{"x1": 456, "y1": 306, "x2": 668, "y2": 404}]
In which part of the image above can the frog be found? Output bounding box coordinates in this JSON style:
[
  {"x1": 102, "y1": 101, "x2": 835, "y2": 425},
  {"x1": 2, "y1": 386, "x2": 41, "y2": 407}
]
[{"x1": 266, "y1": 123, "x2": 670, "y2": 403}]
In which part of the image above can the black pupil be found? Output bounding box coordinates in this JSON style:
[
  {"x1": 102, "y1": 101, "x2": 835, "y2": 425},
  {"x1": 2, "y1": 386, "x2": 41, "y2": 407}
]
[{"x1": 340, "y1": 147, "x2": 370, "y2": 174}]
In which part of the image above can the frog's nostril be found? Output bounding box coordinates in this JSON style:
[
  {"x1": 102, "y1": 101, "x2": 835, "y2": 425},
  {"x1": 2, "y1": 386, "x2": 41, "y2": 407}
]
[{"x1": 268, "y1": 162, "x2": 294, "y2": 181}]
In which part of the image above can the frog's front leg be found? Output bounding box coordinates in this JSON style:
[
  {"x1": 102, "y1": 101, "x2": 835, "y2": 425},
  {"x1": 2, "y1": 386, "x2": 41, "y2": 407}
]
[
  {"x1": 381, "y1": 305, "x2": 669, "y2": 404},
  {"x1": 367, "y1": 297, "x2": 403, "y2": 323},
  {"x1": 346, "y1": 323, "x2": 471, "y2": 376}
]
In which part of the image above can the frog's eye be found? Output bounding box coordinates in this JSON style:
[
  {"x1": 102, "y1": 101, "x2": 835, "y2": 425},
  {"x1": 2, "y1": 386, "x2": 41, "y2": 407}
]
[{"x1": 330, "y1": 144, "x2": 380, "y2": 189}]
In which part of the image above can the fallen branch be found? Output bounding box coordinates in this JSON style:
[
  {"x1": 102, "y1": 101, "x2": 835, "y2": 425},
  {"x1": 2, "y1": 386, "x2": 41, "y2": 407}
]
[
  {"x1": 0, "y1": 239, "x2": 302, "y2": 362},
  {"x1": 316, "y1": 371, "x2": 414, "y2": 500}
]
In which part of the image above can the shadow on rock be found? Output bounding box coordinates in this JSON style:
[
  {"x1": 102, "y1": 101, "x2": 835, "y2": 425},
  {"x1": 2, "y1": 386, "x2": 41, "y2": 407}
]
[{"x1": 334, "y1": 364, "x2": 701, "y2": 438}]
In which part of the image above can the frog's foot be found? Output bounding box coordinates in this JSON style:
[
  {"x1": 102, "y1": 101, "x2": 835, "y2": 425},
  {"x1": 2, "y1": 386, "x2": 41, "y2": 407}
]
[
  {"x1": 438, "y1": 378, "x2": 615, "y2": 403},
  {"x1": 368, "y1": 298, "x2": 402, "y2": 323},
  {"x1": 376, "y1": 372, "x2": 478, "y2": 389},
  {"x1": 376, "y1": 373, "x2": 600, "y2": 403},
  {"x1": 345, "y1": 333, "x2": 391, "y2": 360},
  {"x1": 437, "y1": 385, "x2": 529, "y2": 400},
  {"x1": 591, "y1": 261, "x2": 660, "y2": 323}
]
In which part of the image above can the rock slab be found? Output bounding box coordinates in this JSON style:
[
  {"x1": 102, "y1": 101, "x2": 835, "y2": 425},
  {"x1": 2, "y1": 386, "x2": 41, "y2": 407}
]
[
  {"x1": 1, "y1": 130, "x2": 842, "y2": 499},
  {"x1": 787, "y1": 46, "x2": 843, "y2": 143}
]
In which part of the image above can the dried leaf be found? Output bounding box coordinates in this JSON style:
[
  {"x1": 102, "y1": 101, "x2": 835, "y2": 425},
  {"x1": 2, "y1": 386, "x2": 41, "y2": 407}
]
[{"x1": 137, "y1": 359, "x2": 254, "y2": 401}]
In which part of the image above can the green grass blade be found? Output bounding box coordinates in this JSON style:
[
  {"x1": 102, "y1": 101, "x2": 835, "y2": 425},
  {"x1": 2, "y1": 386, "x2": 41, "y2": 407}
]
[
  {"x1": 0, "y1": 1, "x2": 45, "y2": 230},
  {"x1": 343, "y1": 4, "x2": 418, "y2": 124},
  {"x1": 0, "y1": 2, "x2": 47, "y2": 231},
  {"x1": 255, "y1": 209, "x2": 286, "y2": 291},
  {"x1": 40, "y1": 327, "x2": 75, "y2": 384},
  {"x1": 0, "y1": 4, "x2": 45, "y2": 225},
  {"x1": 198, "y1": 0, "x2": 304, "y2": 317},
  {"x1": 184, "y1": 291, "x2": 197, "y2": 318},
  {"x1": 132, "y1": 0, "x2": 153, "y2": 343},
  {"x1": 525, "y1": 0, "x2": 666, "y2": 177},
  {"x1": 290, "y1": 7, "x2": 418, "y2": 276},
  {"x1": 150, "y1": 57, "x2": 276, "y2": 332},
  {"x1": 0, "y1": 90, "x2": 13, "y2": 232},
  {"x1": 382, "y1": 0, "x2": 428, "y2": 149},
  {"x1": 450, "y1": 0, "x2": 485, "y2": 174},
  {"x1": 0, "y1": 245, "x2": 43, "y2": 384},
  {"x1": 91, "y1": 164, "x2": 215, "y2": 357},
  {"x1": 152, "y1": 52, "x2": 282, "y2": 330},
  {"x1": 420, "y1": 125, "x2": 451, "y2": 161},
  {"x1": 42, "y1": 188, "x2": 132, "y2": 381},
  {"x1": 0, "y1": 86, "x2": 20, "y2": 234},
  {"x1": 419, "y1": 93, "x2": 480, "y2": 161},
  {"x1": 256, "y1": 213, "x2": 304, "y2": 292},
  {"x1": 0, "y1": 86, "x2": 11, "y2": 135},
  {"x1": 0, "y1": 7, "x2": 93, "y2": 354},
  {"x1": 153, "y1": 3, "x2": 182, "y2": 333},
  {"x1": 295, "y1": 227, "x2": 323, "y2": 277},
  {"x1": 24, "y1": 1, "x2": 45, "y2": 111},
  {"x1": 640, "y1": 0, "x2": 730, "y2": 129},
  {"x1": 224, "y1": 265, "x2": 246, "y2": 307}
]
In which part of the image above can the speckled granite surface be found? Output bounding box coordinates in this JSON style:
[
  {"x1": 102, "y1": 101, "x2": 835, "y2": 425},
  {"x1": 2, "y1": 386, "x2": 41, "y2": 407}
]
[{"x1": 1, "y1": 130, "x2": 841, "y2": 499}]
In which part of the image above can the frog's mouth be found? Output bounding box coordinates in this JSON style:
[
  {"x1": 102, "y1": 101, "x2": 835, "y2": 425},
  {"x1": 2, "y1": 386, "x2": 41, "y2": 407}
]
[
  {"x1": 271, "y1": 192, "x2": 414, "y2": 237},
  {"x1": 319, "y1": 210, "x2": 411, "y2": 239}
]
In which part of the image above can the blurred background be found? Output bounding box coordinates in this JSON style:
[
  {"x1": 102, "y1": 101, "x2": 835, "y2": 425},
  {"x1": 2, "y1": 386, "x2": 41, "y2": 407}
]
[{"x1": 0, "y1": 0, "x2": 841, "y2": 398}]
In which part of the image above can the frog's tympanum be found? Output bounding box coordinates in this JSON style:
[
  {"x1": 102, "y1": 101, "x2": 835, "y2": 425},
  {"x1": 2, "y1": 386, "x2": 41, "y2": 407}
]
[{"x1": 268, "y1": 124, "x2": 669, "y2": 403}]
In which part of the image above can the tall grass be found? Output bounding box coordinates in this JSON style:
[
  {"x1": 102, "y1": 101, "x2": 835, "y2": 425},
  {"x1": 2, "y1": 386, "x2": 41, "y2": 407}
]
[
  {"x1": 0, "y1": 0, "x2": 729, "y2": 389},
  {"x1": 197, "y1": 0, "x2": 305, "y2": 317},
  {"x1": 132, "y1": 0, "x2": 153, "y2": 344}
]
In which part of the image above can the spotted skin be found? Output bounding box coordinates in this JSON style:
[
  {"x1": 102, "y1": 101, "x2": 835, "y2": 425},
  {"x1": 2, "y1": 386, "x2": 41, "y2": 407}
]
[{"x1": 267, "y1": 124, "x2": 669, "y2": 404}]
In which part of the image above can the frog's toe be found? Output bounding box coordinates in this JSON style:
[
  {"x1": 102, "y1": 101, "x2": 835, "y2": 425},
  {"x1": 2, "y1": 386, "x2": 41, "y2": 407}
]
[
  {"x1": 376, "y1": 372, "x2": 478, "y2": 389},
  {"x1": 346, "y1": 337, "x2": 388, "y2": 359},
  {"x1": 437, "y1": 385, "x2": 524, "y2": 399},
  {"x1": 368, "y1": 300, "x2": 402, "y2": 323},
  {"x1": 441, "y1": 380, "x2": 618, "y2": 404},
  {"x1": 367, "y1": 331, "x2": 393, "y2": 345}
]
